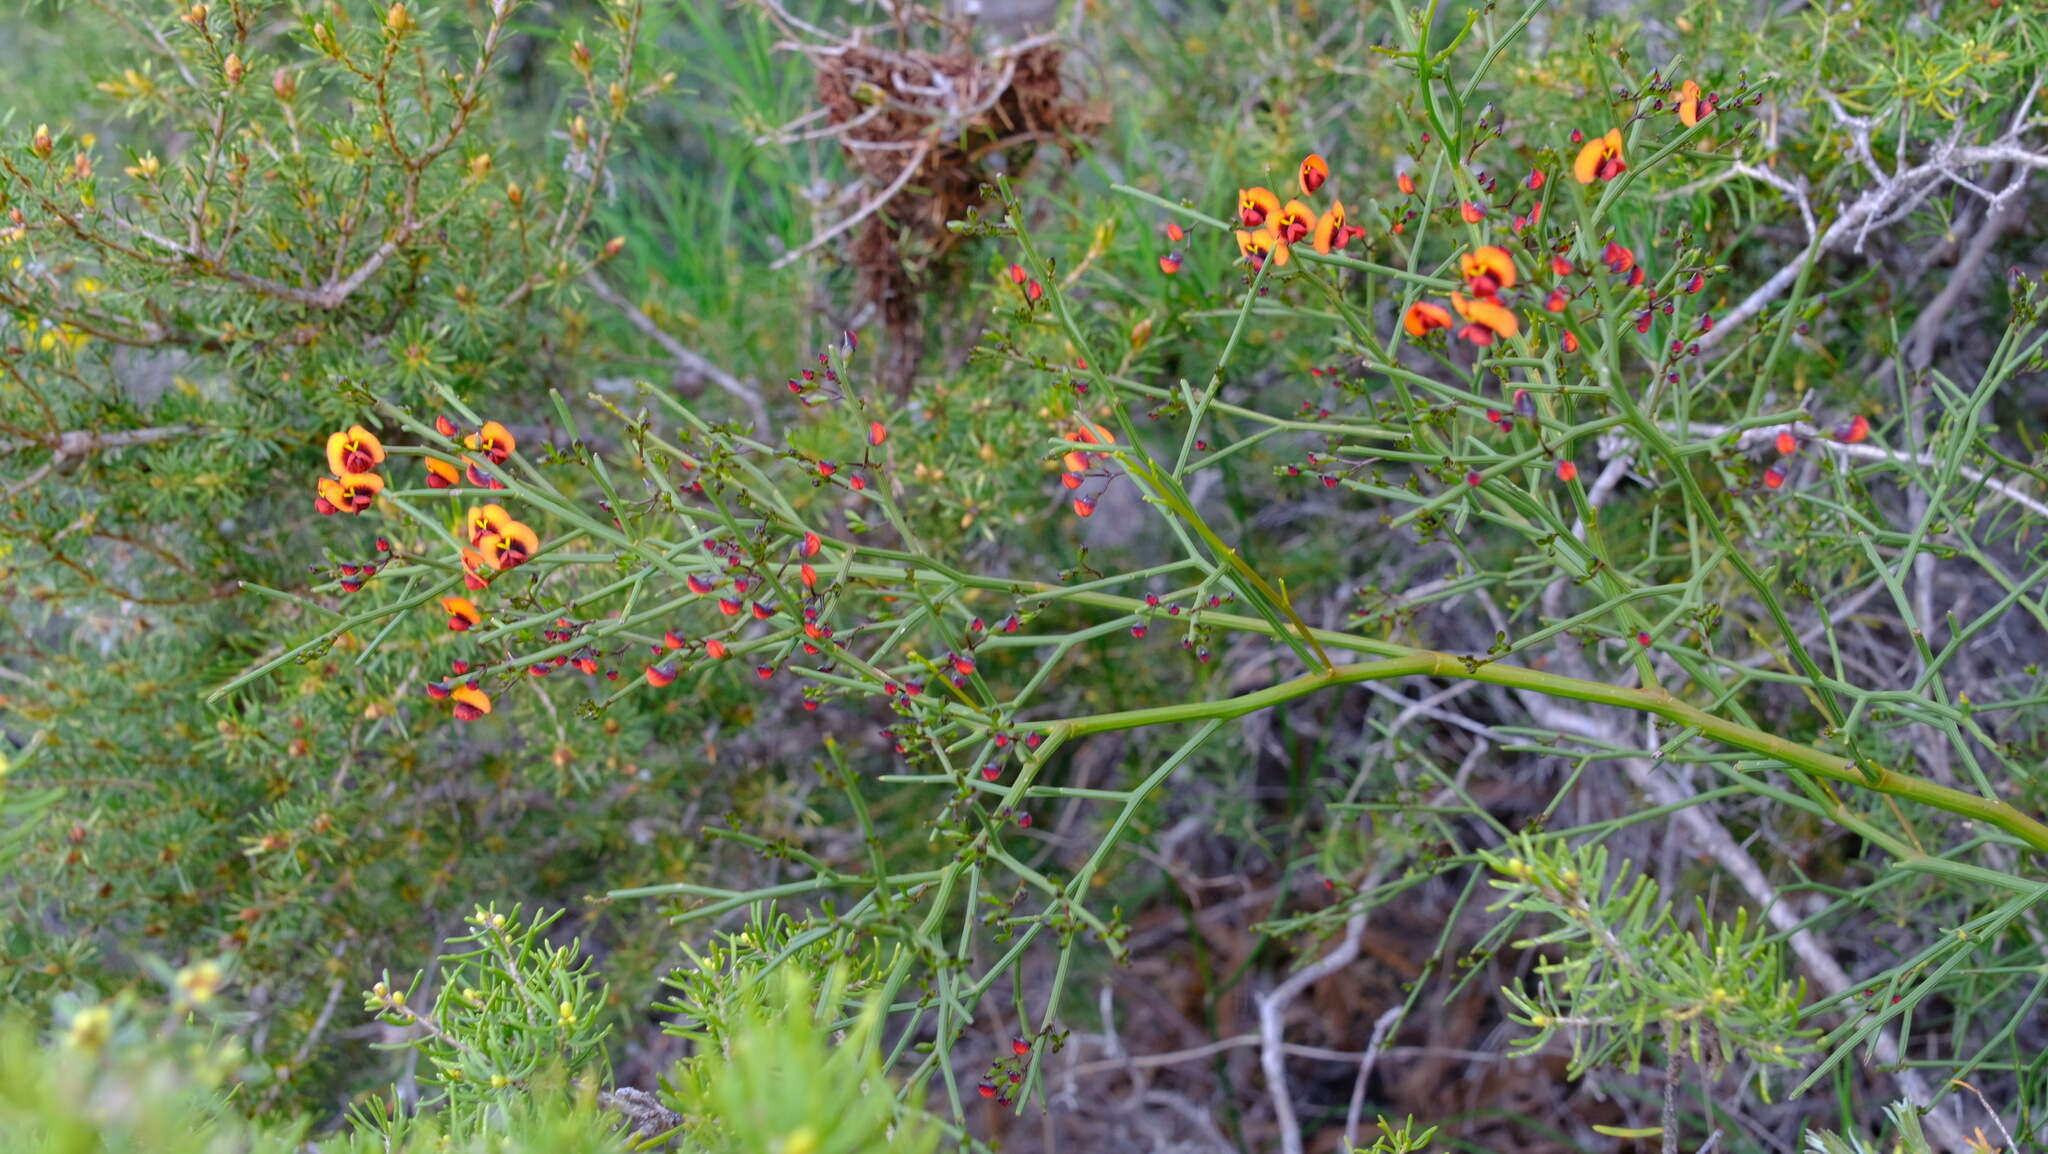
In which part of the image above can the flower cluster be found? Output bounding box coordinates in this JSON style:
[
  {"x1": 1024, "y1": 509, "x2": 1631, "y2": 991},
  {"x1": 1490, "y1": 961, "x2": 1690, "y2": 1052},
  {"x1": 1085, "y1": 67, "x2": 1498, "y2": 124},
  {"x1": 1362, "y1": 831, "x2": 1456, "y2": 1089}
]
[
  {"x1": 314, "y1": 425, "x2": 387, "y2": 515},
  {"x1": 1404, "y1": 244, "x2": 1522, "y2": 347},
  {"x1": 425, "y1": 416, "x2": 517, "y2": 490},
  {"x1": 409, "y1": 421, "x2": 540, "y2": 721},
  {"x1": 1232, "y1": 152, "x2": 1365, "y2": 270},
  {"x1": 460, "y1": 503, "x2": 540, "y2": 589},
  {"x1": 1059, "y1": 420, "x2": 1117, "y2": 518}
]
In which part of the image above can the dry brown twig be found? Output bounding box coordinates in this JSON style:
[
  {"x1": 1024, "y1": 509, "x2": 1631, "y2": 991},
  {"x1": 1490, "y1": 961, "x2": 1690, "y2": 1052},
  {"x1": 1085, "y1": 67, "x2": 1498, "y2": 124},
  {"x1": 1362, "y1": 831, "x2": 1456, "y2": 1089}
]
[
  {"x1": 751, "y1": 0, "x2": 1098, "y2": 390},
  {"x1": 1702, "y1": 79, "x2": 2046, "y2": 353},
  {"x1": 578, "y1": 271, "x2": 770, "y2": 430}
]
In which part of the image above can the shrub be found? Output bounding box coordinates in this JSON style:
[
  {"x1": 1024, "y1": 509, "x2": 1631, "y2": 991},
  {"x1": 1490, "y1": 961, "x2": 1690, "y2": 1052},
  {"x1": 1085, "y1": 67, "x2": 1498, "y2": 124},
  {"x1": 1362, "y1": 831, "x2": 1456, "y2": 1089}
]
[{"x1": 9, "y1": 0, "x2": 2048, "y2": 1151}]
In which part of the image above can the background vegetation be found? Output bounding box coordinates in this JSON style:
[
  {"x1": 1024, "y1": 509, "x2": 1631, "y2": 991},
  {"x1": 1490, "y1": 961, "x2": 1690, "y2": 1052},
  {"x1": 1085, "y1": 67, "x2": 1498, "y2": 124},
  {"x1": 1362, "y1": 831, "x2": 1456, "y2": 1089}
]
[{"x1": 4, "y1": 0, "x2": 2048, "y2": 1151}]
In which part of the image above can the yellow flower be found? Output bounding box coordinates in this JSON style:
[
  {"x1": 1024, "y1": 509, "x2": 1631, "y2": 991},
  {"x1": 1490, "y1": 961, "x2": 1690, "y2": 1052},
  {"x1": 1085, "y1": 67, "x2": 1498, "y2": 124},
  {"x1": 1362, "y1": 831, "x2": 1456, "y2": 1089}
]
[
  {"x1": 176, "y1": 960, "x2": 225, "y2": 1005},
  {"x1": 65, "y1": 1005, "x2": 113, "y2": 1051}
]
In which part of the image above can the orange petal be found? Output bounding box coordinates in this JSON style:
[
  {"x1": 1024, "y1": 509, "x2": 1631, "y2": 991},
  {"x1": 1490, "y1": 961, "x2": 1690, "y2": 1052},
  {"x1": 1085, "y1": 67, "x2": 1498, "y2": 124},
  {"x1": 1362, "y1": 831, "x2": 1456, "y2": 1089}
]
[
  {"x1": 1237, "y1": 186, "x2": 1280, "y2": 228},
  {"x1": 1312, "y1": 201, "x2": 1346, "y2": 255},
  {"x1": 326, "y1": 425, "x2": 385, "y2": 476},
  {"x1": 1573, "y1": 136, "x2": 1605, "y2": 184},
  {"x1": 1403, "y1": 301, "x2": 1453, "y2": 338},
  {"x1": 480, "y1": 520, "x2": 540, "y2": 570},
  {"x1": 451, "y1": 685, "x2": 492, "y2": 720},
  {"x1": 475, "y1": 420, "x2": 516, "y2": 463},
  {"x1": 1450, "y1": 292, "x2": 1519, "y2": 339},
  {"x1": 460, "y1": 547, "x2": 493, "y2": 591},
  {"x1": 467, "y1": 503, "x2": 513, "y2": 546},
  {"x1": 441, "y1": 596, "x2": 482, "y2": 631},
  {"x1": 334, "y1": 471, "x2": 384, "y2": 513},
  {"x1": 1459, "y1": 245, "x2": 1517, "y2": 292},
  {"x1": 1575, "y1": 129, "x2": 1627, "y2": 183},
  {"x1": 1067, "y1": 421, "x2": 1114, "y2": 448},
  {"x1": 1277, "y1": 200, "x2": 1315, "y2": 245},
  {"x1": 425, "y1": 458, "x2": 462, "y2": 488}
]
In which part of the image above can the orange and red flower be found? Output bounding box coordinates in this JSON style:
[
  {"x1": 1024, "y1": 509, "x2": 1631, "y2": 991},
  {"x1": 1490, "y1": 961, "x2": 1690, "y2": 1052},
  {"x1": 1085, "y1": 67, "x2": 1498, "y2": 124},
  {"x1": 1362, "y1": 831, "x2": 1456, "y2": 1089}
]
[
  {"x1": 442, "y1": 596, "x2": 482, "y2": 632},
  {"x1": 424, "y1": 457, "x2": 462, "y2": 489},
  {"x1": 467, "y1": 503, "x2": 515, "y2": 546},
  {"x1": 1677, "y1": 80, "x2": 1710, "y2": 128},
  {"x1": 1312, "y1": 201, "x2": 1364, "y2": 254},
  {"x1": 464, "y1": 420, "x2": 516, "y2": 465},
  {"x1": 326, "y1": 425, "x2": 385, "y2": 476},
  {"x1": 1235, "y1": 227, "x2": 1290, "y2": 269},
  {"x1": 460, "y1": 547, "x2": 493, "y2": 591},
  {"x1": 1273, "y1": 200, "x2": 1316, "y2": 246},
  {"x1": 1236, "y1": 187, "x2": 1280, "y2": 229},
  {"x1": 1450, "y1": 292, "x2": 1519, "y2": 346},
  {"x1": 478, "y1": 518, "x2": 539, "y2": 571},
  {"x1": 1573, "y1": 128, "x2": 1626, "y2": 184},
  {"x1": 315, "y1": 471, "x2": 384, "y2": 516},
  {"x1": 1298, "y1": 153, "x2": 1329, "y2": 197},
  {"x1": 1459, "y1": 246, "x2": 1517, "y2": 298},
  {"x1": 315, "y1": 422, "x2": 391, "y2": 515},
  {"x1": 450, "y1": 684, "x2": 492, "y2": 721},
  {"x1": 1403, "y1": 301, "x2": 1454, "y2": 338}
]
